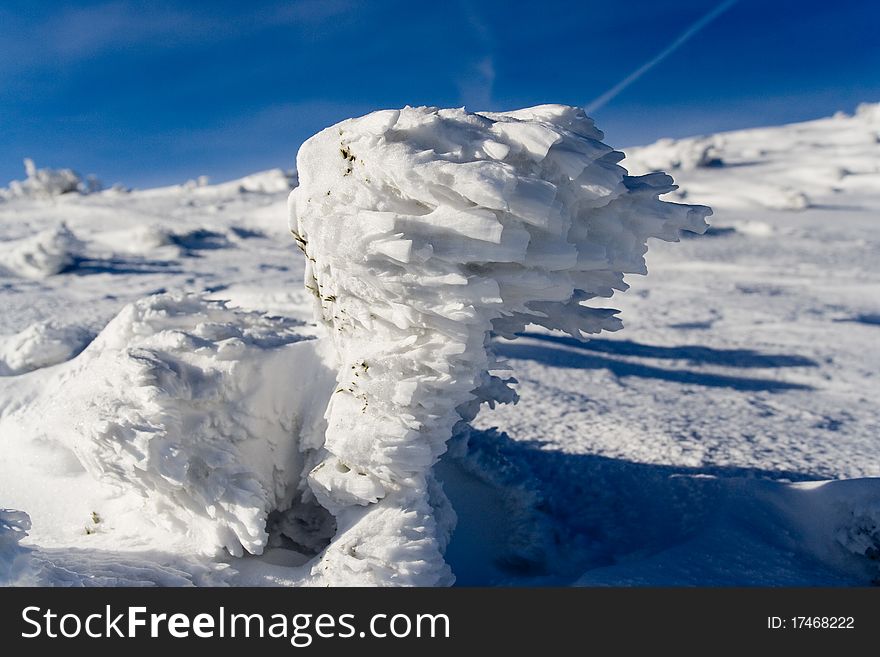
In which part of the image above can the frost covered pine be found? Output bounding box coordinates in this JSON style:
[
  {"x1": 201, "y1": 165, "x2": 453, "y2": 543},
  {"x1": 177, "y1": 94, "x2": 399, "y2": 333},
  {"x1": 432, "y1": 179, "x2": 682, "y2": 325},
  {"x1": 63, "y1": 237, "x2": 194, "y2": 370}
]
[{"x1": 289, "y1": 104, "x2": 710, "y2": 584}]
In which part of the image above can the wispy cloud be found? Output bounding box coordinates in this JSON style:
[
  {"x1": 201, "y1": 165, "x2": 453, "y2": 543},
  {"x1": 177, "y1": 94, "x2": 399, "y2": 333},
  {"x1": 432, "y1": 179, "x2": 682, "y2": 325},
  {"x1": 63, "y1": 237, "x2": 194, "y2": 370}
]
[
  {"x1": 1, "y1": 1, "x2": 356, "y2": 70},
  {"x1": 47, "y1": 2, "x2": 199, "y2": 57},
  {"x1": 457, "y1": 56, "x2": 496, "y2": 111},
  {"x1": 456, "y1": 0, "x2": 496, "y2": 110}
]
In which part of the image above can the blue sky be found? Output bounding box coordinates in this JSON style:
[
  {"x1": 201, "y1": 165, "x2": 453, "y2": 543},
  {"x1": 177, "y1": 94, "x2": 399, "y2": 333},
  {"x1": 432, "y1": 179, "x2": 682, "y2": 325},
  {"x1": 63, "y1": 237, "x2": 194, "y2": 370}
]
[{"x1": 1, "y1": 0, "x2": 878, "y2": 187}]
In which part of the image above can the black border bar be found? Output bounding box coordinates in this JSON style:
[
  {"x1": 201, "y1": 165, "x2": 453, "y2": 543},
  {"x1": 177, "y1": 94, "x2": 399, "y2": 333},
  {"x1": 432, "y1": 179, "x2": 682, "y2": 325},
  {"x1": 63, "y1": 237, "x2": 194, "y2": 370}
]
[{"x1": 1, "y1": 587, "x2": 876, "y2": 652}]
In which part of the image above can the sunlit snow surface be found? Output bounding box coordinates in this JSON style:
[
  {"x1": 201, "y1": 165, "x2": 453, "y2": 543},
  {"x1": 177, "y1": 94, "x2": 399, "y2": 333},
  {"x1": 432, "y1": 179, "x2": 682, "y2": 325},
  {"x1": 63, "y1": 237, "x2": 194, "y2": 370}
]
[{"x1": 2, "y1": 106, "x2": 880, "y2": 586}]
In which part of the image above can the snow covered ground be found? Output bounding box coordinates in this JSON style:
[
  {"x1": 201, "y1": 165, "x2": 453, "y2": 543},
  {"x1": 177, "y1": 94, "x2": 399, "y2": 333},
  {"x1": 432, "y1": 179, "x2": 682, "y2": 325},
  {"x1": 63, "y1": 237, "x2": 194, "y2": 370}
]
[{"x1": 1, "y1": 105, "x2": 879, "y2": 586}]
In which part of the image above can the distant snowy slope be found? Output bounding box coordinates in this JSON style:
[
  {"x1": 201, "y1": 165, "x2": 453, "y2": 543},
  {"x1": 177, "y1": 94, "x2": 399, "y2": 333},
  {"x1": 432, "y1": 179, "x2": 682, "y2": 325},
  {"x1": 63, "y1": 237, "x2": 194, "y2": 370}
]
[{"x1": 624, "y1": 102, "x2": 880, "y2": 210}]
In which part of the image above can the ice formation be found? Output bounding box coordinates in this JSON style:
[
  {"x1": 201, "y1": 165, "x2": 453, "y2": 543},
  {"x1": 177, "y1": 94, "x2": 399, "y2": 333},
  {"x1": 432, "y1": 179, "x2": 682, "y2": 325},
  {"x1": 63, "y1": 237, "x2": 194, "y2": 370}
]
[
  {"x1": 289, "y1": 104, "x2": 710, "y2": 584},
  {"x1": 39, "y1": 293, "x2": 336, "y2": 557}
]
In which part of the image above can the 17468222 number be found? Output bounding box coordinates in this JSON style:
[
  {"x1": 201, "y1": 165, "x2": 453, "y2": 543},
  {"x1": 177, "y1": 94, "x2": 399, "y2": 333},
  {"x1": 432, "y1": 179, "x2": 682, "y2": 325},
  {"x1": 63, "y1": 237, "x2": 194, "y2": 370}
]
[{"x1": 768, "y1": 616, "x2": 855, "y2": 630}]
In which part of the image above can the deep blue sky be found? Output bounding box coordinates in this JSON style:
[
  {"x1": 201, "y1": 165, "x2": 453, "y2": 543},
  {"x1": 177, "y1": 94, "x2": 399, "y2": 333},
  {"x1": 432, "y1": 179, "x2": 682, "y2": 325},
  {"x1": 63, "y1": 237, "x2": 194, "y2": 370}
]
[{"x1": 2, "y1": 0, "x2": 878, "y2": 187}]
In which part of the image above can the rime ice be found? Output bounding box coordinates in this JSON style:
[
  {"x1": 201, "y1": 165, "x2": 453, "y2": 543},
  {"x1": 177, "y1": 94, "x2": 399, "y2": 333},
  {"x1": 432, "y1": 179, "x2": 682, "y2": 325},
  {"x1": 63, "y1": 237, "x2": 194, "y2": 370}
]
[{"x1": 289, "y1": 105, "x2": 710, "y2": 584}]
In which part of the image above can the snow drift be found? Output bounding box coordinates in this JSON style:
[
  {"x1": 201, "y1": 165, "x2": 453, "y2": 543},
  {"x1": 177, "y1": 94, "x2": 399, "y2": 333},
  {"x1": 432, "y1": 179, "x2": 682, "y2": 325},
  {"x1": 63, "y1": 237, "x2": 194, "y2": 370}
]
[{"x1": 288, "y1": 104, "x2": 710, "y2": 584}]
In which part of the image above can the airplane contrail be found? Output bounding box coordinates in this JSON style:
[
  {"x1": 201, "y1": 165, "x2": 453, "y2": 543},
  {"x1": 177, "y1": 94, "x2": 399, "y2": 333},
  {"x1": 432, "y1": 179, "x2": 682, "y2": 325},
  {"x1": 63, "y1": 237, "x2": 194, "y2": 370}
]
[{"x1": 584, "y1": 0, "x2": 739, "y2": 115}]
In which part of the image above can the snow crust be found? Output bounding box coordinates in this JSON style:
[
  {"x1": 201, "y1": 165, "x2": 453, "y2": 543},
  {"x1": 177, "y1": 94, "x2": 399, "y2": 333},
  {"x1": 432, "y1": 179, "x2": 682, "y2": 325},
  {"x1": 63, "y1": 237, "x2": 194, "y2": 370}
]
[{"x1": 289, "y1": 104, "x2": 709, "y2": 583}]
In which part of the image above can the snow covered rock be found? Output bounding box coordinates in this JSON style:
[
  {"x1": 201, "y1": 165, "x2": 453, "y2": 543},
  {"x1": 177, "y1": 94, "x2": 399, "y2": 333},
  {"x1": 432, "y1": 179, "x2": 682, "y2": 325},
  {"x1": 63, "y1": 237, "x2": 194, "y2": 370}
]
[
  {"x1": 289, "y1": 104, "x2": 710, "y2": 584},
  {"x1": 37, "y1": 293, "x2": 336, "y2": 557}
]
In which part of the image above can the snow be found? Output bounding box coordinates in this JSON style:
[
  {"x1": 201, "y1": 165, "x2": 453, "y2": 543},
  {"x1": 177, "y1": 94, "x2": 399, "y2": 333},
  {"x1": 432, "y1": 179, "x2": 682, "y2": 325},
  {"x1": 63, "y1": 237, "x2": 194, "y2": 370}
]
[
  {"x1": 1, "y1": 104, "x2": 879, "y2": 586},
  {"x1": 571, "y1": 478, "x2": 880, "y2": 586},
  {"x1": 624, "y1": 105, "x2": 880, "y2": 211},
  {"x1": 0, "y1": 223, "x2": 84, "y2": 279},
  {"x1": 0, "y1": 509, "x2": 32, "y2": 584}
]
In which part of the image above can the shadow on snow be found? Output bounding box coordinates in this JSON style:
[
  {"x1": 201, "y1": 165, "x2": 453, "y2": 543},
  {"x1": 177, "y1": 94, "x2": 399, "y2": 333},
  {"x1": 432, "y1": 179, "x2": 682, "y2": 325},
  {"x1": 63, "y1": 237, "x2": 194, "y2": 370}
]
[
  {"x1": 439, "y1": 428, "x2": 863, "y2": 587},
  {"x1": 493, "y1": 333, "x2": 815, "y2": 392}
]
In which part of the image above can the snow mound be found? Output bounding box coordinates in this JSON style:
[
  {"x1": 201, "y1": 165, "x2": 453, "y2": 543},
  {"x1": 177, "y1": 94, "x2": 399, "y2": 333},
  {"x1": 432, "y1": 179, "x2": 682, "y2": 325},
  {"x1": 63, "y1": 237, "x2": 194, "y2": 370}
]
[
  {"x1": 35, "y1": 293, "x2": 335, "y2": 557},
  {"x1": 0, "y1": 321, "x2": 93, "y2": 375},
  {"x1": 623, "y1": 136, "x2": 725, "y2": 172},
  {"x1": 289, "y1": 104, "x2": 710, "y2": 584},
  {"x1": 0, "y1": 222, "x2": 84, "y2": 278},
  {"x1": 122, "y1": 224, "x2": 229, "y2": 254},
  {"x1": 201, "y1": 169, "x2": 297, "y2": 195},
  {"x1": 0, "y1": 158, "x2": 101, "y2": 201},
  {"x1": 172, "y1": 169, "x2": 296, "y2": 196},
  {"x1": 855, "y1": 101, "x2": 880, "y2": 124},
  {"x1": 115, "y1": 224, "x2": 183, "y2": 251}
]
